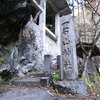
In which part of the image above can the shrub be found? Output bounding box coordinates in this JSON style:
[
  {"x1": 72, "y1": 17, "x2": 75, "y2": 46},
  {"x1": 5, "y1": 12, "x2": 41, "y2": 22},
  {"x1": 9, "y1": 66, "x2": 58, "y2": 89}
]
[
  {"x1": 51, "y1": 71, "x2": 61, "y2": 82},
  {"x1": 0, "y1": 57, "x2": 4, "y2": 63}
]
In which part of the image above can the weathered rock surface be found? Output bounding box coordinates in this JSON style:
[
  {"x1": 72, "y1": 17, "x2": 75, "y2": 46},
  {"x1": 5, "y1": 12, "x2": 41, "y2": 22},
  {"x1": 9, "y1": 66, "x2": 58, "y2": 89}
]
[
  {"x1": 8, "y1": 20, "x2": 43, "y2": 77},
  {"x1": 54, "y1": 81, "x2": 87, "y2": 96},
  {"x1": 0, "y1": 0, "x2": 37, "y2": 45},
  {"x1": 0, "y1": 20, "x2": 43, "y2": 78},
  {"x1": 0, "y1": 44, "x2": 13, "y2": 71},
  {"x1": 0, "y1": 19, "x2": 42, "y2": 78},
  {"x1": 0, "y1": 88, "x2": 79, "y2": 100},
  {"x1": 0, "y1": 88, "x2": 5, "y2": 94}
]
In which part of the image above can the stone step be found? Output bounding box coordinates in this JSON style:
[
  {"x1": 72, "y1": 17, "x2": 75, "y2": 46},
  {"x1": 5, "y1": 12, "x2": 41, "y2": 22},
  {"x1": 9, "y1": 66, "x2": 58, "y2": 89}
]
[
  {"x1": 26, "y1": 72, "x2": 44, "y2": 77},
  {"x1": 10, "y1": 77, "x2": 41, "y2": 87}
]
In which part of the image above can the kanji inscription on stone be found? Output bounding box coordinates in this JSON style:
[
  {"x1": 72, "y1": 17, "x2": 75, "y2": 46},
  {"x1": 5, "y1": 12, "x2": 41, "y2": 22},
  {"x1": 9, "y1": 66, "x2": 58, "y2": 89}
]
[
  {"x1": 64, "y1": 60, "x2": 72, "y2": 69},
  {"x1": 62, "y1": 22, "x2": 73, "y2": 70},
  {"x1": 61, "y1": 16, "x2": 78, "y2": 80}
]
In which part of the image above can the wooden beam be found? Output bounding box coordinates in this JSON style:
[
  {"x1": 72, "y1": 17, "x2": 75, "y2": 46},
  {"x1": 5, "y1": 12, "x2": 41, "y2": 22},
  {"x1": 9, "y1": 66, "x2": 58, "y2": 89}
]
[
  {"x1": 30, "y1": 0, "x2": 44, "y2": 12},
  {"x1": 58, "y1": 7, "x2": 69, "y2": 14},
  {"x1": 47, "y1": 0, "x2": 58, "y2": 13}
]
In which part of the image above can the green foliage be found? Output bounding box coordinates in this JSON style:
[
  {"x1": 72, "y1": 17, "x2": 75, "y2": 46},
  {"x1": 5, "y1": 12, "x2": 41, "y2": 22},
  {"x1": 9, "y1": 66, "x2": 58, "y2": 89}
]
[
  {"x1": 55, "y1": 35, "x2": 58, "y2": 40},
  {"x1": 55, "y1": 89, "x2": 59, "y2": 93},
  {"x1": 79, "y1": 75, "x2": 95, "y2": 88},
  {"x1": 76, "y1": 94, "x2": 83, "y2": 98},
  {"x1": 94, "y1": 72, "x2": 100, "y2": 82},
  {"x1": 0, "y1": 57, "x2": 4, "y2": 63},
  {"x1": 79, "y1": 72, "x2": 100, "y2": 94},
  {"x1": 77, "y1": 23, "x2": 85, "y2": 28},
  {"x1": 46, "y1": 0, "x2": 50, "y2": 2},
  {"x1": 51, "y1": 71, "x2": 61, "y2": 82},
  {"x1": 3, "y1": 46, "x2": 11, "y2": 51},
  {"x1": 12, "y1": 77, "x2": 20, "y2": 80},
  {"x1": 86, "y1": 82, "x2": 95, "y2": 88},
  {"x1": 79, "y1": 75, "x2": 87, "y2": 81}
]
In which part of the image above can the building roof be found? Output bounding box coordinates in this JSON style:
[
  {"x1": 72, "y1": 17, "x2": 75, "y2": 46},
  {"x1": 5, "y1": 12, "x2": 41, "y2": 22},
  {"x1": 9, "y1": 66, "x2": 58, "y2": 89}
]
[{"x1": 47, "y1": 0, "x2": 71, "y2": 16}]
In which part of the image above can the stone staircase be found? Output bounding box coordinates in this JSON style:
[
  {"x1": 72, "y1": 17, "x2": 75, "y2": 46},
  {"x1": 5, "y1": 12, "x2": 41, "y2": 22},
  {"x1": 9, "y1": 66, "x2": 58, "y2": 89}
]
[
  {"x1": 10, "y1": 72, "x2": 50, "y2": 88},
  {"x1": 27, "y1": 72, "x2": 44, "y2": 77}
]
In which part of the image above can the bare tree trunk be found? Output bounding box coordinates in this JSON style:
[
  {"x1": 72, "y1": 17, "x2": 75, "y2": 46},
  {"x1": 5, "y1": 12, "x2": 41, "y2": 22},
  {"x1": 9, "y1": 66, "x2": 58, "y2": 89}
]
[{"x1": 82, "y1": 50, "x2": 92, "y2": 78}]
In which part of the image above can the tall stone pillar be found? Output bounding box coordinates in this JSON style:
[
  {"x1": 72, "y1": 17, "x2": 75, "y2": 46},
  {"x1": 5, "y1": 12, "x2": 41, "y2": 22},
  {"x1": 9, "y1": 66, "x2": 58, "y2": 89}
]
[
  {"x1": 61, "y1": 15, "x2": 78, "y2": 80},
  {"x1": 55, "y1": 14, "x2": 61, "y2": 55},
  {"x1": 39, "y1": 0, "x2": 46, "y2": 58},
  {"x1": 54, "y1": 15, "x2": 87, "y2": 96}
]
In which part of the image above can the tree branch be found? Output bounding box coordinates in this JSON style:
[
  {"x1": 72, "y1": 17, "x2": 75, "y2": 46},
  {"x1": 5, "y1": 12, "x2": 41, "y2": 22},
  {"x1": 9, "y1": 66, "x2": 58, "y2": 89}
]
[{"x1": 33, "y1": 10, "x2": 41, "y2": 23}]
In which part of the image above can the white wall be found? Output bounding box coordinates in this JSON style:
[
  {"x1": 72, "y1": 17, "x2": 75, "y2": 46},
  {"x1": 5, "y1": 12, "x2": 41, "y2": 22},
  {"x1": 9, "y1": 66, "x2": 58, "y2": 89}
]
[{"x1": 45, "y1": 35, "x2": 58, "y2": 59}]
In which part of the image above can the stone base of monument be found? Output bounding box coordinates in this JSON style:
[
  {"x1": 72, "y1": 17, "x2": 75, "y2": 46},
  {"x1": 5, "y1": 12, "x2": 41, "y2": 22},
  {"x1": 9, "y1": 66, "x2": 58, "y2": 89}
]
[{"x1": 53, "y1": 81, "x2": 87, "y2": 96}]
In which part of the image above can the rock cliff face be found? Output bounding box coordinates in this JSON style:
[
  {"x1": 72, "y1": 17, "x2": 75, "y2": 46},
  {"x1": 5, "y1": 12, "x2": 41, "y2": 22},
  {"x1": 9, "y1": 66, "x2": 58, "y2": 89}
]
[
  {"x1": 9, "y1": 20, "x2": 42, "y2": 77},
  {"x1": 0, "y1": 0, "x2": 42, "y2": 77},
  {"x1": 0, "y1": 0, "x2": 37, "y2": 45},
  {"x1": 0, "y1": 20, "x2": 43, "y2": 77}
]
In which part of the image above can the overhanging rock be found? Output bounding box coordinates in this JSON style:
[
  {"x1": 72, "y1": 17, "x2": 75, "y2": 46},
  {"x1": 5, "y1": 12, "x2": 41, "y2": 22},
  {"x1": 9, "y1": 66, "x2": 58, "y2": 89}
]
[{"x1": 0, "y1": 0, "x2": 38, "y2": 45}]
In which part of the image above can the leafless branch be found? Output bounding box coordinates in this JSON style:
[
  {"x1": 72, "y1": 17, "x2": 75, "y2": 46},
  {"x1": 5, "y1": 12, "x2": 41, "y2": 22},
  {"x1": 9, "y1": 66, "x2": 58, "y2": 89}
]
[
  {"x1": 87, "y1": 0, "x2": 100, "y2": 16},
  {"x1": 79, "y1": 0, "x2": 100, "y2": 79},
  {"x1": 33, "y1": 10, "x2": 41, "y2": 23}
]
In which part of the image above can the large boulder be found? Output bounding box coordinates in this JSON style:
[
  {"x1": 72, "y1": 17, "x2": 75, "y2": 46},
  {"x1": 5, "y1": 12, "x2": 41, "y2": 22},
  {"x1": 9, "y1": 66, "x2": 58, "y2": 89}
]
[
  {"x1": 54, "y1": 81, "x2": 87, "y2": 96},
  {"x1": 0, "y1": 0, "x2": 37, "y2": 45},
  {"x1": 8, "y1": 20, "x2": 43, "y2": 77}
]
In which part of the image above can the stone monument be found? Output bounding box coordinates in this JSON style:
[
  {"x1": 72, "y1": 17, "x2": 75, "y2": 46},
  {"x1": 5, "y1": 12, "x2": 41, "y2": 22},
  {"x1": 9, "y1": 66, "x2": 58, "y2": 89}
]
[
  {"x1": 61, "y1": 16, "x2": 78, "y2": 80},
  {"x1": 54, "y1": 15, "x2": 87, "y2": 96}
]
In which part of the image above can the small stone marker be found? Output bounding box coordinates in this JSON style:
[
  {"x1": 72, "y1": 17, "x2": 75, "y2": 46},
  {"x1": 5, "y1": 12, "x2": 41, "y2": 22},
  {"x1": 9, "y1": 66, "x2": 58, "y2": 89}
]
[
  {"x1": 57, "y1": 55, "x2": 61, "y2": 70},
  {"x1": 40, "y1": 77, "x2": 50, "y2": 87},
  {"x1": 87, "y1": 59, "x2": 95, "y2": 74},
  {"x1": 44, "y1": 55, "x2": 52, "y2": 76}
]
